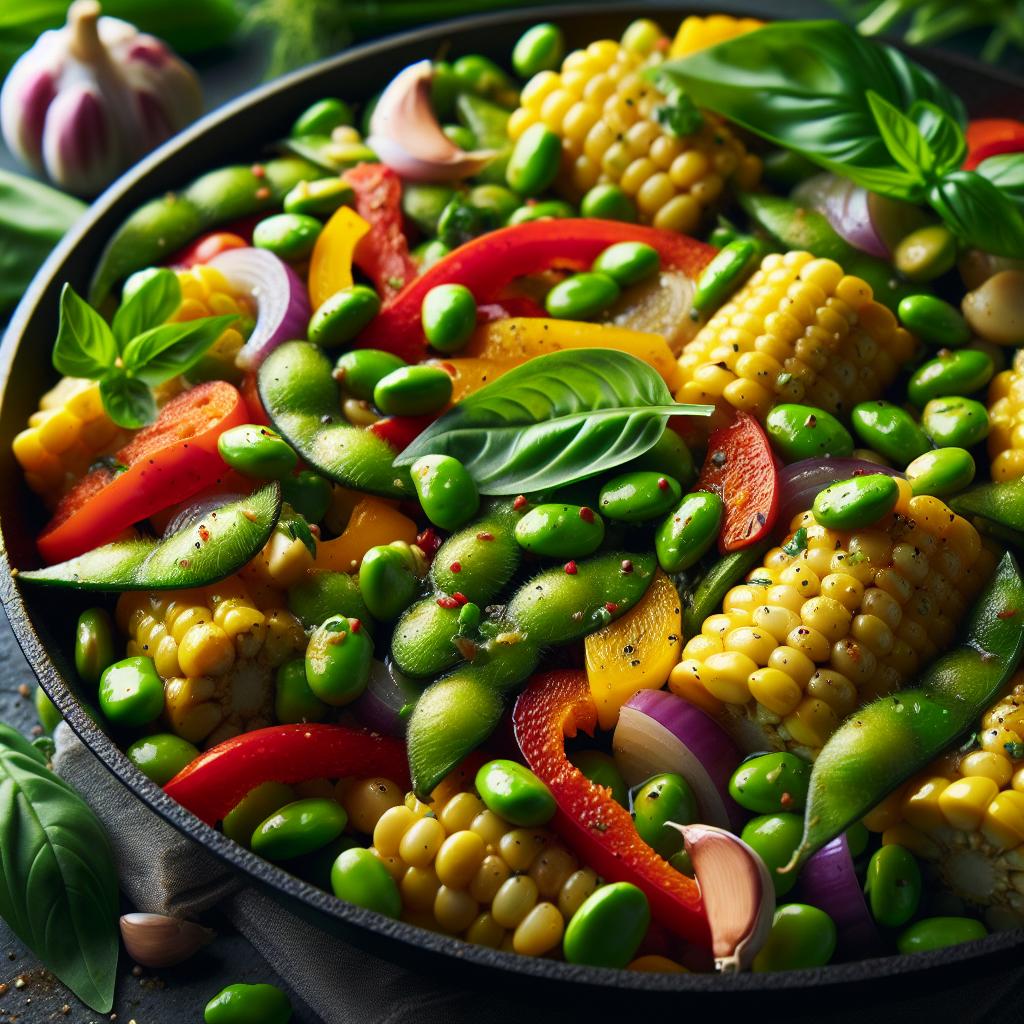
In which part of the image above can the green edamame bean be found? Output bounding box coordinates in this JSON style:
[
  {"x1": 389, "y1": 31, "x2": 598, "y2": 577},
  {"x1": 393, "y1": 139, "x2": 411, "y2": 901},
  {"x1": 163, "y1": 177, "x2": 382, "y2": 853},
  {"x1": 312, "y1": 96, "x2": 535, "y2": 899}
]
[
  {"x1": 331, "y1": 846, "x2": 402, "y2": 917},
  {"x1": 223, "y1": 781, "x2": 294, "y2": 847},
  {"x1": 422, "y1": 284, "x2": 478, "y2": 353},
  {"x1": 545, "y1": 272, "x2": 620, "y2": 319},
  {"x1": 126, "y1": 733, "x2": 199, "y2": 786},
  {"x1": 252, "y1": 213, "x2": 322, "y2": 262},
  {"x1": 864, "y1": 844, "x2": 921, "y2": 928},
  {"x1": 506, "y1": 122, "x2": 561, "y2": 196},
  {"x1": 512, "y1": 23, "x2": 565, "y2": 78},
  {"x1": 251, "y1": 797, "x2": 347, "y2": 861},
  {"x1": 34, "y1": 687, "x2": 61, "y2": 733},
  {"x1": 846, "y1": 821, "x2": 870, "y2": 858},
  {"x1": 633, "y1": 772, "x2": 697, "y2": 859},
  {"x1": 359, "y1": 544, "x2": 420, "y2": 621},
  {"x1": 218, "y1": 424, "x2": 298, "y2": 480},
  {"x1": 75, "y1": 607, "x2": 115, "y2": 687},
  {"x1": 205, "y1": 983, "x2": 292, "y2": 1024},
  {"x1": 334, "y1": 349, "x2": 407, "y2": 403},
  {"x1": 443, "y1": 123, "x2": 477, "y2": 150},
  {"x1": 514, "y1": 503, "x2": 605, "y2": 558},
  {"x1": 437, "y1": 193, "x2": 498, "y2": 249},
  {"x1": 765, "y1": 404, "x2": 854, "y2": 462},
  {"x1": 812, "y1": 474, "x2": 900, "y2": 530},
  {"x1": 598, "y1": 472, "x2": 681, "y2": 522},
  {"x1": 430, "y1": 61, "x2": 459, "y2": 121},
  {"x1": 563, "y1": 882, "x2": 650, "y2": 968},
  {"x1": 897, "y1": 294, "x2": 970, "y2": 348},
  {"x1": 851, "y1": 401, "x2": 931, "y2": 466},
  {"x1": 476, "y1": 758, "x2": 556, "y2": 826},
  {"x1": 628, "y1": 428, "x2": 696, "y2": 488},
  {"x1": 288, "y1": 570, "x2": 372, "y2": 630},
  {"x1": 728, "y1": 752, "x2": 811, "y2": 814},
  {"x1": 654, "y1": 491, "x2": 723, "y2": 574},
  {"x1": 922, "y1": 396, "x2": 990, "y2": 448},
  {"x1": 275, "y1": 658, "x2": 328, "y2": 724},
  {"x1": 281, "y1": 470, "x2": 332, "y2": 524},
  {"x1": 897, "y1": 916, "x2": 987, "y2": 954},
  {"x1": 708, "y1": 224, "x2": 739, "y2": 247},
  {"x1": 908, "y1": 349, "x2": 994, "y2": 408},
  {"x1": 468, "y1": 184, "x2": 520, "y2": 223},
  {"x1": 309, "y1": 286, "x2": 381, "y2": 349},
  {"x1": 621, "y1": 18, "x2": 665, "y2": 55},
  {"x1": 374, "y1": 365, "x2": 452, "y2": 416},
  {"x1": 291, "y1": 97, "x2": 353, "y2": 137},
  {"x1": 740, "y1": 813, "x2": 803, "y2": 896},
  {"x1": 452, "y1": 55, "x2": 518, "y2": 104},
  {"x1": 906, "y1": 447, "x2": 975, "y2": 497},
  {"x1": 507, "y1": 199, "x2": 575, "y2": 224},
  {"x1": 401, "y1": 183, "x2": 458, "y2": 235},
  {"x1": 413, "y1": 238, "x2": 451, "y2": 268},
  {"x1": 693, "y1": 240, "x2": 757, "y2": 315},
  {"x1": 283, "y1": 177, "x2": 354, "y2": 218},
  {"x1": 894, "y1": 225, "x2": 957, "y2": 282},
  {"x1": 98, "y1": 656, "x2": 164, "y2": 727},
  {"x1": 580, "y1": 183, "x2": 636, "y2": 222},
  {"x1": 305, "y1": 615, "x2": 373, "y2": 706},
  {"x1": 752, "y1": 904, "x2": 837, "y2": 972},
  {"x1": 591, "y1": 242, "x2": 660, "y2": 288},
  {"x1": 568, "y1": 750, "x2": 628, "y2": 806},
  {"x1": 411, "y1": 455, "x2": 480, "y2": 531}
]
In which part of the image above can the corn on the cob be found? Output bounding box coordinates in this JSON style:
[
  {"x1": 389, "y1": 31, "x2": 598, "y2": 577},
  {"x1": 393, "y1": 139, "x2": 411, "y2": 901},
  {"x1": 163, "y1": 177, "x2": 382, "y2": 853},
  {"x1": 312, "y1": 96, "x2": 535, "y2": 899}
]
[
  {"x1": 987, "y1": 349, "x2": 1024, "y2": 483},
  {"x1": 507, "y1": 38, "x2": 760, "y2": 232},
  {"x1": 864, "y1": 672, "x2": 1024, "y2": 930},
  {"x1": 12, "y1": 377, "x2": 132, "y2": 506},
  {"x1": 676, "y1": 252, "x2": 918, "y2": 432},
  {"x1": 116, "y1": 575, "x2": 306, "y2": 746},
  {"x1": 668, "y1": 14, "x2": 763, "y2": 58},
  {"x1": 670, "y1": 480, "x2": 995, "y2": 759}
]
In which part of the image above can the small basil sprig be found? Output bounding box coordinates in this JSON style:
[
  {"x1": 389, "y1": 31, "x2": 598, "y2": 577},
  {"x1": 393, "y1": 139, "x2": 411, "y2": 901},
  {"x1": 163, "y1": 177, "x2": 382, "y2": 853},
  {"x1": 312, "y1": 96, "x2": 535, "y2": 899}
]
[{"x1": 53, "y1": 270, "x2": 236, "y2": 429}]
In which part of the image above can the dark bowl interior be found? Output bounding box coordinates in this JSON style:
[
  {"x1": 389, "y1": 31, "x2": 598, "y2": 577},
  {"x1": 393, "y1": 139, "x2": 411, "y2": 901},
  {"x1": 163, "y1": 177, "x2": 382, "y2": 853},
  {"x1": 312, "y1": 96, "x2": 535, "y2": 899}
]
[{"x1": 3, "y1": 2, "x2": 1024, "y2": 1012}]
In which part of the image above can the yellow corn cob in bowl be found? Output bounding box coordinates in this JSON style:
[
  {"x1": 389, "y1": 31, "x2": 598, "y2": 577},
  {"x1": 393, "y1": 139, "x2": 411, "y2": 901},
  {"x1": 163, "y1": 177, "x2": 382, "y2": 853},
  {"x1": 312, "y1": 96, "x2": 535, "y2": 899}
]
[{"x1": 987, "y1": 349, "x2": 1024, "y2": 483}]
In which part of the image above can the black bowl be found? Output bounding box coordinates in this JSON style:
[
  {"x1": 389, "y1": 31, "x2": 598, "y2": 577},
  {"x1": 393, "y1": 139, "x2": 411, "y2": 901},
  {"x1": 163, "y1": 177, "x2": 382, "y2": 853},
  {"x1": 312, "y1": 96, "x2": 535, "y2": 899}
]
[{"x1": 3, "y1": 3, "x2": 1024, "y2": 1016}]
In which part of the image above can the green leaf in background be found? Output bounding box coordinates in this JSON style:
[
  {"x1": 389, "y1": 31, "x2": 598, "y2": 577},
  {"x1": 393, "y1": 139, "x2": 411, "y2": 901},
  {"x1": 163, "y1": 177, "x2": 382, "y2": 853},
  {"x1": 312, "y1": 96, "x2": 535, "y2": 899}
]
[
  {"x1": 867, "y1": 91, "x2": 933, "y2": 179},
  {"x1": 395, "y1": 349, "x2": 713, "y2": 495},
  {"x1": 121, "y1": 314, "x2": 236, "y2": 386},
  {"x1": 928, "y1": 170, "x2": 1024, "y2": 258},
  {"x1": 911, "y1": 101, "x2": 967, "y2": 172},
  {"x1": 976, "y1": 154, "x2": 1024, "y2": 210},
  {"x1": 111, "y1": 268, "x2": 182, "y2": 350},
  {"x1": 0, "y1": 731, "x2": 119, "y2": 1012},
  {"x1": 100, "y1": 371, "x2": 157, "y2": 429},
  {"x1": 52, "y1": 283, "x2": 117, "y2": 379}
]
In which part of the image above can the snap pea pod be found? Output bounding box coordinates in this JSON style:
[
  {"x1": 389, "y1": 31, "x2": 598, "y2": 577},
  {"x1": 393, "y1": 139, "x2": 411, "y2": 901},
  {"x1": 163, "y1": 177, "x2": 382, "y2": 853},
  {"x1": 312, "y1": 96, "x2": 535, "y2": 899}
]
[
  {"x1": 17, "y1": 486, "x2": 280, "y2": 591},
  {"x1": 259, "y1": 342, "x2": 411, "y2": 498},
  {"x1": 792, "y1": 552, "x2": 1024, "y2": 869},
  {"x1": 949, "y1": 479, "x2": 1024, "y2": 541}
]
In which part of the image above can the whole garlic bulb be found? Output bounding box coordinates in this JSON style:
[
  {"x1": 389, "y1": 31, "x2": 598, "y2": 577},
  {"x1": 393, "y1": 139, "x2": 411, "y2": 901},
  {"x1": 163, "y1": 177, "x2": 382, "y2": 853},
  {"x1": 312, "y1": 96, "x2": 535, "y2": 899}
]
[{"x1": 1, "y1": 0, "x2": 202, "y2": 196}]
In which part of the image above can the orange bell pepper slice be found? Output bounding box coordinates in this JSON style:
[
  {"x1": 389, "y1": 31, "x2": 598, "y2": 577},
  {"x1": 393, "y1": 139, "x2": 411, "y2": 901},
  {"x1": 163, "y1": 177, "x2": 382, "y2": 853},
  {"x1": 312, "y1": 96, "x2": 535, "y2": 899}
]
[
  {"x1": 312, "y1": 496, "x2": 417, "y2": 572},
  {"x1": 307, "y1": 204, "x2": 371, "y2": 310}
]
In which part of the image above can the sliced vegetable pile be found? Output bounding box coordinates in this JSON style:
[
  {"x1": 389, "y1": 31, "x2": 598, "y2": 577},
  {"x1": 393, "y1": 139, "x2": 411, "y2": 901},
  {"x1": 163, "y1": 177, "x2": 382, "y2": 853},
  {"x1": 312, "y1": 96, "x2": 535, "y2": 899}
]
[{"x1": 13, "y1": 11, "x2": 1024, "y2": 984}]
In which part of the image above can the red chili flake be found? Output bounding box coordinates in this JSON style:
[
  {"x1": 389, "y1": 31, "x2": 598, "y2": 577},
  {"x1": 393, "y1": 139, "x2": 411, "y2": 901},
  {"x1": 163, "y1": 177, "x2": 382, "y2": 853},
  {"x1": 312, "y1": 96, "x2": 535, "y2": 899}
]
[
  {"x1": 476, "y1": 531, "x2": 494, "y2": 542},
  {"x1": 657, "y1": 478, "x2": 669, "y2": 491},
  {"x1": 579, "y1": 506, "x2": 595, "y2": 523},
  {"x1": 350, "y1": 618, "x2": 362, "y2": 633},
  {"x1": 437, "y1": 596, "x2": 460, "y2": 609},
  {"x1": 450, "y1": 561, "x2": 462, "y2": 573},
  {"x1": 605, "y1": 602, "x2": 618, "y2": 613},
  {"x1": 310, "y1": 524, "x2": 321, "y2": 539},
  {"x1": 416, "y1": 527, "x2": 442, "y2": 557},
  {"x1": 620, "y1": 559, "x2": 633, "y2": 574},
  {"x1": 178, "y1": 558, "x2": 191, "y2": 569},
  {"x1": 452, "y1": 592, "x2": 469, "y2": 606},
  {"x1": 198, "y1": 526, "x2": 211, "y2": 543},
  {"x1": 255, "y1": 186, "x2": 271, "y2": 200},
  {"x1": 564, "y1": 561, "x2": 578, "y2": 575},
  {"x1": 513, "y1": 495, "x2": 529, "y2": 511},
  {"x1": 998, "y1": 608, "x2": 1019, "y2": 619},
  {"x1": 780, "y1": 792, "x2": 792, "y2": 808},
  {"x1": 251, "y1": 164, "x2": 266, "y2": 178}
]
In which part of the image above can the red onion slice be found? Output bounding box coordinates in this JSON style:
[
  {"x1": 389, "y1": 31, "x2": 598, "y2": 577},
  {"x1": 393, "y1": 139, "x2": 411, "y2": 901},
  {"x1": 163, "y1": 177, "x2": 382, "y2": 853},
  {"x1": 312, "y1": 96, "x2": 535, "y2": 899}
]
[
  {"x1": 778, "y1": 457, "x2": 904, "y2": 528},
  {"x1": 208, "y1": 247, "x2": 310, "y2": 371},
  {"x1": 350, "y1": 659, "x2": 421, "y2": 737},
  {"x1": 793, "y1": 174, "x2": 890, "y2": 259},
  {"x1": 613, "y1": 689, "x2": 746, "y2": 831}
]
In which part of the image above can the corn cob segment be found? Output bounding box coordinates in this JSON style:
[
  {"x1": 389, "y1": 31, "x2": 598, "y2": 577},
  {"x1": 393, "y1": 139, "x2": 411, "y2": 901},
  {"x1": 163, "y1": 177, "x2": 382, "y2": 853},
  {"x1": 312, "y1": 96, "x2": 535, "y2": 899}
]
[
  {"x1": 864, "y1": 672, "x2": 1024, "y2": 929},
  {"x1": 116, "y1": 575, "x2": 306, "y2": 746},
  {"x1": 987, "y1": 349, "x2": 1024, "y2": 483},
  {"x1": 670, "y1": 480, "x2": 995, "y2": 758},
  {"x1": 508, "y1": 38, "x2": 760, "y2": 231},
  {"x1": 676, "y1": 252, "x2": 918, "y2": 433}
]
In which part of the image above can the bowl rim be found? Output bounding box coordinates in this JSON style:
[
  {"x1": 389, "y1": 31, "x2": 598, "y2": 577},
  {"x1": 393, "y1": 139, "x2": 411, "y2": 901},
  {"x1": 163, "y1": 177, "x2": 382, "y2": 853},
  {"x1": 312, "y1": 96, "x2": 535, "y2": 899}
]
[{"x1": 2, "y1": 0, "x2": 1024, "y2": 995}]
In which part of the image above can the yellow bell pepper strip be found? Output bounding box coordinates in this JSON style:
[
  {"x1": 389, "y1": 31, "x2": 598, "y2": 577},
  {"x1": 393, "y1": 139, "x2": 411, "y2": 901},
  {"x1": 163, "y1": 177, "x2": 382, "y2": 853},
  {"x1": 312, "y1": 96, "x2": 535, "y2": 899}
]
[
  {"x1": 669, "y1": 14, "x2": 763, "y2": 58},
  {"x1": 585, "y1": 568, "x2": 683, "y2": 730},
  {"x1": 307, "y1": 204, "x2": 370, "y2": 310},
  {"x1": 312, "y1": 496, "x2": 417, "y2": 572}
]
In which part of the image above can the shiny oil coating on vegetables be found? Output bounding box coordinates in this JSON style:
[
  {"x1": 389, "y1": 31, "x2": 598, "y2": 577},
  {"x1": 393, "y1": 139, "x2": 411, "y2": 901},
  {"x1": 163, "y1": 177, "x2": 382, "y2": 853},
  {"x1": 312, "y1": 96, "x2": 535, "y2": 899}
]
[{"x1": 670, "y1": 479, "x2": 994, "y2": 758}]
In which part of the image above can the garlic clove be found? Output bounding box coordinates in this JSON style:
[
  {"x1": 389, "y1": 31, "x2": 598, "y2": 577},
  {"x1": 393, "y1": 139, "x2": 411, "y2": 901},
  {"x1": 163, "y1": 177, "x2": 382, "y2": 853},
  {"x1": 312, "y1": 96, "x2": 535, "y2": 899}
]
[
  {"x1": 667, "y1": 822, "x2": 774, "y2": 973},
  {"x1": 119, "y1": 912, "x2": 214, "y2": 968},
  {"x1": 367, "y1": 60, "x2": 496, "y2": 182}
]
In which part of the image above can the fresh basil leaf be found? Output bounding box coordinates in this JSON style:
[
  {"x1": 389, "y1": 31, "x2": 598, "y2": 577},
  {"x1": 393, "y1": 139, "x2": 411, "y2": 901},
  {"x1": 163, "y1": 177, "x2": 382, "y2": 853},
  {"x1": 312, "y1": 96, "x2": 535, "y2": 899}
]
[
  {"x1": 281, "y1": 515, "x2": 317, "y2": 558},
  {"x1": 100, "y1": 372, "x2": 157, "y2": 429},
  {"x1": 52, "y1": 284, "x2": 117, "y2": 380},
  {"x1": 121, "y1": 314, "x2": 236, "y2": 386},
  {"x1": 867, "y1": 91, "x2": 933, "y2": 179},
  {"x1": 910, "y1": 101, "x2": 967, "y2": 173},
  {"x1": 395, "y1": 349, "x2": 713, "y2": 495},
  {"x1": 976, "y1": 154, "x2": 1024, "y2": 210},
  {"x1": 927, "y1": 170, "x2": 1024, "y2": 259},
  {"x1": 0, "y1": 738, "x2": 118, "y2": 1011},
  {"x1": 111, "y1": 268, "x2": 181, "y2": 349}
]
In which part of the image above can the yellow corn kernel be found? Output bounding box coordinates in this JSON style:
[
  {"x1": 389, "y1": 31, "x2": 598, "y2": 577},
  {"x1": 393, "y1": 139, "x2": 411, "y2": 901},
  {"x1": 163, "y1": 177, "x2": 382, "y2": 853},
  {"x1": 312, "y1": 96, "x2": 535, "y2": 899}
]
[
  {"x1": 466, "y1": 912, "x2": 505, "y2": 948},
  {"x1": 491, "y1": 875, "x2": 540, "y2": 929},
  {"x1": 433, "y1": 886, "x2": 479, "y2": 934},
  {"x1": 961, "y1": 751, "x2": 1014, "y2": 787},
  {"x1": 881, "y1": 823, "x2": 940, "y2": 860},
  {"x1": 939, "y1": 776, "x2": 1000, "y2": 831},
  {"x1": 557, "y1": 868, "x2": 599, "y2": 919},
  {"x1": 902, "y1": 777, "x2": 950, "y2": 833},
  {"x1": 435, "y1": 830, "x2": 487, "y2": 889},
  {"x1": 982, "y1": 790, "x2": 1024, "y2": 851},
  {"x1": 498, "y1": 829, "x2": 548, "y2": 873},
  {"x1": 864, "y1": 785, "x2": 911, "y2": 832},
  {"x1": 469, "y1": 854, "x2": 512, "y2": 905},
  {"x1": 373, "y1": 806, "x2": 417, "y2": 858},
  {"x1": 513, "y1": 902, "x2": 564, "y2": 956}
]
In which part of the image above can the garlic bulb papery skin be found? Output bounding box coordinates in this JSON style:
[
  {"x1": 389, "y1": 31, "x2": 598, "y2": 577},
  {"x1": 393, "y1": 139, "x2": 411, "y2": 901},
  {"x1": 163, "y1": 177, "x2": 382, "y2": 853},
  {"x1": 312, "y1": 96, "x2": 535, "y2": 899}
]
[
  {"x1": 1, "y1": 0, "x2": 202, "y2": 196},
  {"x1": 367, "y1": 60, "x2": 496, "y2": 182}
]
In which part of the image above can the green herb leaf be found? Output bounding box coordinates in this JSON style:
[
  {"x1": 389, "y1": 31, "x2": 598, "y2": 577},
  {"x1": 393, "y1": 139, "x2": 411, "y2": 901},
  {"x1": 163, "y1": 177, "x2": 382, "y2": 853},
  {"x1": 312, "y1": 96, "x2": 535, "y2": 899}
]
[
  {"x1": 867, "y1": 91, "x2": 933, "y2": 179},
  {"x1": 121, "y1": 314, "x2": 236, "y2": 386},
  {"x1": 395, "y1": 349, "x2": 713, "y2": 495},
  {"x1": 927, "y1": 170, "x2": 1024, "y2": 259},
  {"x1": 282, "y1": 515, "x2": 317, "y2": 559},
  {"x1": 111, "y1": 268, "x2": 181, "y2": 349},
  {"x1": 976, "y1": 154, "x2": 1024, "y2": 211},
  {"x1": 100, "y1": 372, "x2": 157, "y2": 429},
  {"x1": 910, "y1": 101, "x2": 967, "y2": 173},
  {"x1": 53, "y1": 284, "x2": 117, "y2": 380},
  {"x1": 652, "y1": 87, "x2": 703, "y2": 138},
  {"x1": 782, "y1": 526, "x2": 809, "y2": 557},
  {"x1": 0, "y1": 733, "x2": 118, "y2": 1011}
]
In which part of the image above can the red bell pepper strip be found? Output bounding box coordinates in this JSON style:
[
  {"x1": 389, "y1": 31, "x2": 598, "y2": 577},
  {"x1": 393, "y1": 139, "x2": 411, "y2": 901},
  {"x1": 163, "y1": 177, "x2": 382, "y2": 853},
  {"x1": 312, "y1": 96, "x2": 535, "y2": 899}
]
[
  {"x1": 171, "y1": 231, "x2": 248, "y2": 269},
  {"x1": 37, "y1": 382, "x2": 247, "y2": 564},
  {"x1": 359, "y1": 219, "x2": 717, "y2": 363},
  {"x1": 240, "y1": 371, "x2": 271, "y2": 428},
  {"x1": 514, "y1": 671, "x2": 710, "y2": 947},
  {"x1": 964, "y1": 119, "x2": 1024, "y2": 171},
  {"x1": 369, "y1": 413, "x2": 437, "y2": 452},
  {"x1": 342, "y1": 163, "x2": 418, "y2": 303},
  {"x1": 696, "y1": 411, "x2": 779, "y2": 553},
  {"x1": 164, "y1": 723, "x2": 410, "y2": 826}
]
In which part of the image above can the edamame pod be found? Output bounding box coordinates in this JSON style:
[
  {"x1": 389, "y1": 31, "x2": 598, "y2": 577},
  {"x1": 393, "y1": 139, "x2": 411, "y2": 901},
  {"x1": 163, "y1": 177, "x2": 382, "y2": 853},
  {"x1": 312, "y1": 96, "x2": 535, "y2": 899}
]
[
  {"x1": 390, "y1": 599, "x2": 464, "y2": 679},
  {"x1": 429, "y1": 503, "x2": 522, "y2": 602}
]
